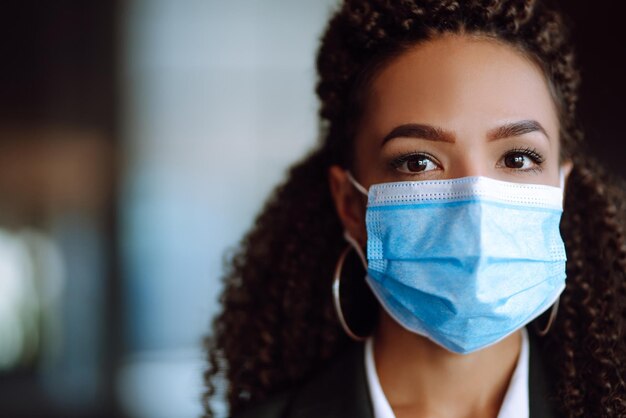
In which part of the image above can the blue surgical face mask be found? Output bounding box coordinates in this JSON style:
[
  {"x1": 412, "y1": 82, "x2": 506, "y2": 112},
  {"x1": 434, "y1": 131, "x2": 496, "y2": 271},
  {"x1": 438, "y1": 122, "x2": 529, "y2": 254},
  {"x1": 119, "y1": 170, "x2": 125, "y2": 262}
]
[{"x1": 345, "y1": 173, "x2": 567, "y2": 354}]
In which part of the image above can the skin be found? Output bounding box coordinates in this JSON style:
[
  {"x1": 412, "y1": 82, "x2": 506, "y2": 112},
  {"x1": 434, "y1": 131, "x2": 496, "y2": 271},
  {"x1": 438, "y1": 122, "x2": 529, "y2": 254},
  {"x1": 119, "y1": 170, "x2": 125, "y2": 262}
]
[{"x1": 329, "y1": 33, "x2": 573, "y2": 418}]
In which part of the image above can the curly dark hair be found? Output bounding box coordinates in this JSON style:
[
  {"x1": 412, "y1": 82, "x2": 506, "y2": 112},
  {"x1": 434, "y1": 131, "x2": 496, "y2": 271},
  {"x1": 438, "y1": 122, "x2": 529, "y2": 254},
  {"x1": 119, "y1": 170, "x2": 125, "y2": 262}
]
[{"x1": 203, "y1": 1, "x2": 626, "y2": 417}]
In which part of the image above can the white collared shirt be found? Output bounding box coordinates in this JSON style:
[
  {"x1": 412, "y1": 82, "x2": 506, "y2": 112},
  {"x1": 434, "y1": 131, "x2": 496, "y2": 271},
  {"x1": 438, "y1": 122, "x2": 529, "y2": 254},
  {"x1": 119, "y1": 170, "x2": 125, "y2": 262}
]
[{"x1": 364, "y1": 328, "x2": 529, "y2": 418}]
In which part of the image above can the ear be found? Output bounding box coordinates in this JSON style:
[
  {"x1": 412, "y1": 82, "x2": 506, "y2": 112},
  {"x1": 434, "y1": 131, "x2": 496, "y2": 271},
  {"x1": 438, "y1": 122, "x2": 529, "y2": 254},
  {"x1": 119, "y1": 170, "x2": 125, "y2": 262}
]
[
  {"x1": 328, "y1": 165, "x2": 367, "y2": 246},
  {"x1": 560, "y1": 160, "x2": 574, "y2": 191}
]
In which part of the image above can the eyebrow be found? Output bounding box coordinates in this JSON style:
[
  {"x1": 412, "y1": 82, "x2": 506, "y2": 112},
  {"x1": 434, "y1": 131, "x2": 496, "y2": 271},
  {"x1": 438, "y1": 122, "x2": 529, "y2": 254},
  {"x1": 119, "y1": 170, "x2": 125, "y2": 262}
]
[
  {"x1": 381, "y1": 124, "x2": 455, "y2": 145},
  {"x1": 381, "y1": 119, "x2": 549, "y2": 146},
  {"x1": 487, "y1": 120, "x2": 549, "y2": 142}
]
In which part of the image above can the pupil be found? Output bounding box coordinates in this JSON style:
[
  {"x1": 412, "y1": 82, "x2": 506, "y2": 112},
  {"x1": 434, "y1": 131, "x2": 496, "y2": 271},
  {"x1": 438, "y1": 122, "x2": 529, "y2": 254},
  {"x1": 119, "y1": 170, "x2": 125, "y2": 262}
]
[
  {"x1": 505, "y1": 154, "x2": 525, "y2": 169},
  {"x1": 407, "y1": 158, "x2": 427, "y2": 172}
]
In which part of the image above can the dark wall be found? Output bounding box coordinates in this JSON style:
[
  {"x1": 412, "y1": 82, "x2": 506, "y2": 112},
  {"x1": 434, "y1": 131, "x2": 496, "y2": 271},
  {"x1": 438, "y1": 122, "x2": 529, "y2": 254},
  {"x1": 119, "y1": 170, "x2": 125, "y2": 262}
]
[
  {"x1": 558, "y1": 1, "x2": 626, "y2": 180},
  {"x1": 0, "y1": 0, "x2": 118, "y2": 133}
]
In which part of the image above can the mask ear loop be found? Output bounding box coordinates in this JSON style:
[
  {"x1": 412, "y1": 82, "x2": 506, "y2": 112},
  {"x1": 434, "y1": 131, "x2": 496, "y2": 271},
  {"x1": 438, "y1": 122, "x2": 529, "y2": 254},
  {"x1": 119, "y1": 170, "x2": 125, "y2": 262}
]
[
  {"x1": 332, "y1": 171, "x2": 370, "y2": 341},
  {"x1": 343, "y1": 231, "x2": 367, "y2": 269},
  {"x1": 535, "y1": 167, "x2": 565, "y2": 337},
  {"x1": 346, "y1": 171, "x2": 369, "y2": 197},
  {"x1": 535, "y1": 298, "x2": 559, "y2": 337}
]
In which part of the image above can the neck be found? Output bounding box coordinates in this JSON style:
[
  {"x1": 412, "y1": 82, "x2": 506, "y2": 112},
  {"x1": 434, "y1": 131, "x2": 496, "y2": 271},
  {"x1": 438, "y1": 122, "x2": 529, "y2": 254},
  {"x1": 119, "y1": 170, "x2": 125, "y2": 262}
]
[{"x1": 373, "y1": 312, "x2": 522, "y2": 418}]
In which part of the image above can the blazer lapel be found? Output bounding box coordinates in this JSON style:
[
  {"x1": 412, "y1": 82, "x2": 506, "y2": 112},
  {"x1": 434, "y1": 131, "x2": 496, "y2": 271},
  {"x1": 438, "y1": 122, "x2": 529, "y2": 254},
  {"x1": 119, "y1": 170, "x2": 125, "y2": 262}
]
[
  {"x1": 287, "y1": 342, "x2": 374, "y2": 418},
  {"x1": 528, "y1": 331, "x2": 559, "y2": 418}
]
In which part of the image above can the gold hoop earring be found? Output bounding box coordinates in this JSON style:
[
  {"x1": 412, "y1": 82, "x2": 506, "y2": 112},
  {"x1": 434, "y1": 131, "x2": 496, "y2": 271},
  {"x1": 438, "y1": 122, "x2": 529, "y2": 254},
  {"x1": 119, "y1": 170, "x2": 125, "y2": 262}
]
[
  {"x1": 535, "y1": 298, "x2": 559, "y2": 337},
  {"x1": 332, "y1": 245, "x2": 368, "y2": 341}
]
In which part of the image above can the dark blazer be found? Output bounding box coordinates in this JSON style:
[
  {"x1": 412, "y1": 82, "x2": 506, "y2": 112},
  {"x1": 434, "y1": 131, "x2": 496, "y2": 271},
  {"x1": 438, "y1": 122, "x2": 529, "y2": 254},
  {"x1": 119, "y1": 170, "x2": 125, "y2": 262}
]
[{"x1": 233, "y1": 335, "x2": 559, "y2": 418}]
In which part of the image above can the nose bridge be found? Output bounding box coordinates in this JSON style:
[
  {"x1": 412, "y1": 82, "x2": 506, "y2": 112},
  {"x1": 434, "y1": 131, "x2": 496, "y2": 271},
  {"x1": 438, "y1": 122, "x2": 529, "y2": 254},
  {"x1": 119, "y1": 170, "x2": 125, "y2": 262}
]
[{"x1": 447, "y1": 138, "x2": 488, "y2": 179}]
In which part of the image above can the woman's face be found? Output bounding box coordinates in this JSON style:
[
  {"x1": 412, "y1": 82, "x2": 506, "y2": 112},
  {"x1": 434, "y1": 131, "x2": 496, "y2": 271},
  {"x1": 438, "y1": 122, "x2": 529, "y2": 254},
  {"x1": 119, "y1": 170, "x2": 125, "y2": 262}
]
[
  {"x1": 330, "y1": 35, "x2": 559, "y2": 244},
  {"x1": 329, "y1": 33, "x2": 570, "y2": 244}
]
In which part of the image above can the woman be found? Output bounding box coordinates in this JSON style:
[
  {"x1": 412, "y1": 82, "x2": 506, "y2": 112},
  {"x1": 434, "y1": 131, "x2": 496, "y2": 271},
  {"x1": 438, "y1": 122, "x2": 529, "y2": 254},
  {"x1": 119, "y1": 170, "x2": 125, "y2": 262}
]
[{"x1": 204, "y1": 1, "x2": 626, "y2": 417}]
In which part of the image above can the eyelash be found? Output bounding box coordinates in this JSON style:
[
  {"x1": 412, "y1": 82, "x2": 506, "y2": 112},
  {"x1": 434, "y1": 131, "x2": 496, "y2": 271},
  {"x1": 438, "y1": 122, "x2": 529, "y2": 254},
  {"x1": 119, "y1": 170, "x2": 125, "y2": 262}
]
[
  {"x1": 388, "y1": 147, "x2": 546, "y2": 174},
  {"x1": 506, "y1": 147, "x2": 545, "y2": 164},
  {"x1": 389, "y1": 151, "x2": 440, "y2": 171},
  {"x1": 504, "y1": 147, "x2": 545, "y2": 173}
]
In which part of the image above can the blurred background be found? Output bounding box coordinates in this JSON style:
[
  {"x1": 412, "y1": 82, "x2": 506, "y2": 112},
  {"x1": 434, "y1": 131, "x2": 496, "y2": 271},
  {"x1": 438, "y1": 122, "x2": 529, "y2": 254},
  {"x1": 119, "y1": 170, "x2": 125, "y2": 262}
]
[{"x1": 0, "y1": 1, "x2": 623, "y2": 418}]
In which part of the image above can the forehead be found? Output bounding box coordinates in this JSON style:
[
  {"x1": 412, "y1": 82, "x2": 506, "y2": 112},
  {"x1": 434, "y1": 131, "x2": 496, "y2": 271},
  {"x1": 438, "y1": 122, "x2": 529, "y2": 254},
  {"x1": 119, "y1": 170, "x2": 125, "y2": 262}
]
[{"x1": 360, "y1": 34, "x2": 559, "y2": 141}]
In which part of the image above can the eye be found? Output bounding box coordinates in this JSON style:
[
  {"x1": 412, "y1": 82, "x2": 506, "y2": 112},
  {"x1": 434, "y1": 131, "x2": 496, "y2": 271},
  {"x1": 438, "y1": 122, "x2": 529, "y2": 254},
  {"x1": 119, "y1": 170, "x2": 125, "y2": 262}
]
[
  {"x1": 391, "y1": 152, "x2": 441, "y2": 174},
  {"x1": 499, "y1": 148, "x2": 545, "y2": 171}
]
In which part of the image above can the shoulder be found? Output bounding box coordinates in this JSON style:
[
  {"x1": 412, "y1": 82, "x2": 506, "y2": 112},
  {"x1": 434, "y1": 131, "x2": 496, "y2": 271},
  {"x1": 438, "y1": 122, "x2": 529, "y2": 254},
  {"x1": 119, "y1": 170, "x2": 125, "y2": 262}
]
[{"x1": 231, "y1": 342, "x2": 372, "y2": 418}]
